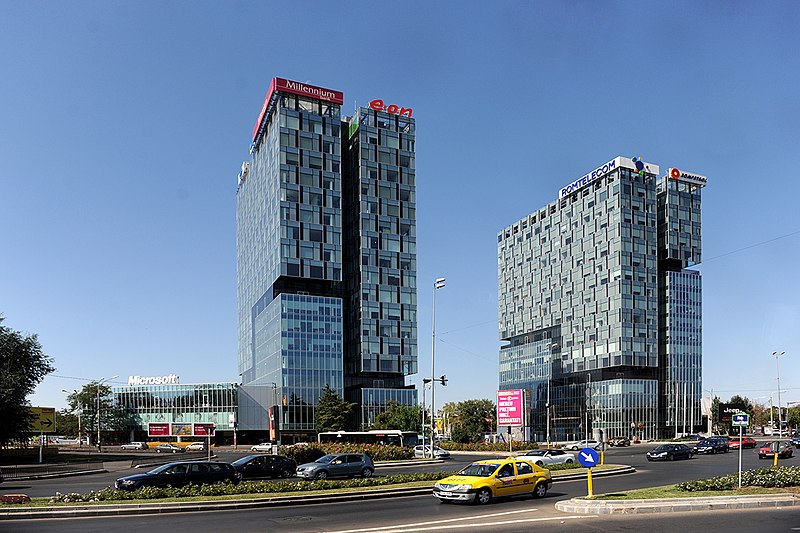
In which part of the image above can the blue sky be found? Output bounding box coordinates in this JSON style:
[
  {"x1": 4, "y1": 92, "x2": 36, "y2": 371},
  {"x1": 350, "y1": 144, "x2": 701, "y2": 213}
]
[{"x1": 2, "y1": 2, "x2": 798, "y2": 413}]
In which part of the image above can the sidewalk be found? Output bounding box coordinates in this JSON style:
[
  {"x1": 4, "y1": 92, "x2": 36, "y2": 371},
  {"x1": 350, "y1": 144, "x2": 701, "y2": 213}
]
[{"x1": 555, "y1": 493, "x2": 800, "y2": 514}]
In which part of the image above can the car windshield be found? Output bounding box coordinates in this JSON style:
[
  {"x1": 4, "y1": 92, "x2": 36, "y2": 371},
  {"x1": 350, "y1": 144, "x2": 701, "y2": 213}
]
[
  {"x1": 315, "y1": 454, "x2": 338, "y2": 463},
  {"x1": 231, "y1": 455, "x2": 258, "y2": 466},
  {"x1": 652, "y1": 445, "x2": 670, "y2": 452},
  {"x1": 524, "y1": 451, "x2": 545, "y2": 456},
  {"x1": 459, "y1": 463, "x2": 500, "y2": 477}
]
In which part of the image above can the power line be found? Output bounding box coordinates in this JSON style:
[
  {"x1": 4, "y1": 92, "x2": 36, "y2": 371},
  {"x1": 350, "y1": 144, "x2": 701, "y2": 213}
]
[
  {"x1": 438, "y1": 337, "x2": 497, "y2": 363},
  {"x1": 697, "y1": 228, "x2": 800, "y2": 265},
  {"x1": 439, "y1": 318, "x2": 496, "y2": 335}
]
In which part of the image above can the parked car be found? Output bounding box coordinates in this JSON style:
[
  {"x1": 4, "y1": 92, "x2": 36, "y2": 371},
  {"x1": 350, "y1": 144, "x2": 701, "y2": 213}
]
[
  {"x1": 433, "y1": 457, "x2": 552, "y2": 504},
  {"x1": 414, "y1": 445, "x2": 451, "y2": 459},
  {"x1": 727, "y1": 436, "x2": 757, "y2": 449},
  {"x1": 185, "y1": 442, "x2": 206, "y2": 451},
  {"x1": 115, "y1": 461, "x2": 241, "y2": 490},
  {"x1": 250, "y1": 442, "x2": 274, "y2": 452},
  {"x1": 758, "y1": 441, "x2": 794, "y2": 459},
  {"x1": 295, "y1": 453, "x2": 374, "y2": 480},
  {"x1": 565, "y1": 439, "x2": 601, "y2": 451},
  {"x1": 231, "y1": 454, "x2": 297, "y2": 478},
  {"x1": 791, "y1": 435, "x2": 800, "y2": 449},
  {"x1": 120, "y1": 442, "x2": 148, "y2": 450},
  {"x1": 514, "y1": 449, "x2": 575, "y2": 466},
  {"x1": 155, "y1": 443, "x2": 186, "y2": 454},
  {"x1": 693, "y1": 437, "x2": 729, "y2": 454},
  {"x1": 646, "y1": 444, "x2": 693, "y2": 461},
  {"x1": 608, "y1": 436, "x2": 631, "y2": 447}
]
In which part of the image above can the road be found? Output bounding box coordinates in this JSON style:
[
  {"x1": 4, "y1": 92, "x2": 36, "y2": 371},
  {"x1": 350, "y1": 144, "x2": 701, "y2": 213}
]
[{"x1": 2, "y1": 444, "x2": 798, "y2": 532}]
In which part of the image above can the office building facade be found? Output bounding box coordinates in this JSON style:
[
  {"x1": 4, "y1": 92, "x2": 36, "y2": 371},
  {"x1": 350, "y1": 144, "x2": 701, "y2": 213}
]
[
  {"x1": 236, "y1": 79, "x2": 417, "y2": 440},
  {"x1": 498, "y1": 157, "x2": 705, "y2": 440}
]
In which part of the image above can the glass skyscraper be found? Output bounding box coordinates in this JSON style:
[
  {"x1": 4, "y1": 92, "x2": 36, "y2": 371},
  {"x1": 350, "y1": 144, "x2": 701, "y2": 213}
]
[
  {"x1": 236, "y1": 79, "x2": 417, "y2": 440},
  {"x1": 498, "y1": 157, "x2": 706, "y2": 440}
]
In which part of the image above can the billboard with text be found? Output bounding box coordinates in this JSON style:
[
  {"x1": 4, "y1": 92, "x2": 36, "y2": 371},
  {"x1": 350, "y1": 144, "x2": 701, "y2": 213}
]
[{"x1": 497, "y1": 389, "x2": 524, "y2": 426}]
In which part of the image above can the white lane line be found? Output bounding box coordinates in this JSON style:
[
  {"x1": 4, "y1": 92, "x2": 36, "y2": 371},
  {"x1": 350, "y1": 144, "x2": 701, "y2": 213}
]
[
  {"x1": 322, "y1": 508, "x2": 537, "y2": 532},
  {"x1": 323, "y1": 511, "x2": 588, "y2": 533}
]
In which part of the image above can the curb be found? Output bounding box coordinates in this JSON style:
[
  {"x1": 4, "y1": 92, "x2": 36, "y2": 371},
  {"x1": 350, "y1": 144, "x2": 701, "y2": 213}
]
[
  {"x1": 0, "y1": 487, "x2": 432, "y2": 520},
  {"x1": 555, "y1": 493, "x2": 800, "y2": 514},
  {"x1": 2, "y1": 469, "x2": 107, "y2": 481},
  {"x1": 551, "y1": 465, "x2": 635, "y2": 481}
]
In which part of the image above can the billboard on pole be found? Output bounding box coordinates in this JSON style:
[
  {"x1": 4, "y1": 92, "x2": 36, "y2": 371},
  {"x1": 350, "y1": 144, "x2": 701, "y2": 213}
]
[{"x1": 497, "y1": 389, "x2": 523, "y2": 426}]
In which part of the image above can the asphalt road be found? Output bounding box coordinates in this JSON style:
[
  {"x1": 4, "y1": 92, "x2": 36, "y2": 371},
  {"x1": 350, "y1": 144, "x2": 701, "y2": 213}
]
[
  {"x1": 2, "y1": 443, "x2": 799, "y2": 533},
  {"x1": 0, "y1": 443, "x2": 793, "y2": 498}
]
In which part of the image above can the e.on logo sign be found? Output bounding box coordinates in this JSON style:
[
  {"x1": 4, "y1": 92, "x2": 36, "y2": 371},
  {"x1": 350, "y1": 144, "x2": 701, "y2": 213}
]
[{"x1": 369, "y1": 99, "x2": 412, "y2": 117}]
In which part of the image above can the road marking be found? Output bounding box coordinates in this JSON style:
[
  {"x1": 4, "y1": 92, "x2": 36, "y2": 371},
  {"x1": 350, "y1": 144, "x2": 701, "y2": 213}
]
[{"x1": 323, "y1": 510, "x2": 588, "y2": 533}]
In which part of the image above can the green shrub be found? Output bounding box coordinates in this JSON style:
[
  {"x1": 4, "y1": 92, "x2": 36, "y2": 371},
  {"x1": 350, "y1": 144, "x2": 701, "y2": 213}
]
[
  {"x1": 48, "y1": 471, "x2": 455, "y2": 504},
  {"x1": 439, "y1": 441, "x2": 538, "y2": 452},
  {"x1": 279, "y1": 443, "x2": 413, "y2": 462},
  {"x1": 676, "y1": 465, "x2": 800, "y2": 492}
]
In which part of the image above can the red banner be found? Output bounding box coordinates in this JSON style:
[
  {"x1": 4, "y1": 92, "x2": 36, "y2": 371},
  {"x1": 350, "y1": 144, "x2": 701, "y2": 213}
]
[
  {"x1": 148, "y1": 423, "x2": 170, "y2": 436},
  {"x1": 194, "y1": 423, "x2": 215, "y2": 436}
]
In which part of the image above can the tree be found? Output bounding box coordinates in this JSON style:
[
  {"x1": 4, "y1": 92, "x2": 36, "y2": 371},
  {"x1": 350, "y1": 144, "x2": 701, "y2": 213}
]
[
  {"x1": 448, "y1": 399, "x2": 496, "y2": 443},
  {"x1": 0, "y1": 316, "x2": 55, "y2": 448},
  {"x1": 65, "y1": 383, "x2": 132, "y2": 446},
  {"x1": 315, "y1": 385, "x2": 355, "y2": 432},
  {"x1": 372, "y1": 401, "x2": 421, "y2": 432}
]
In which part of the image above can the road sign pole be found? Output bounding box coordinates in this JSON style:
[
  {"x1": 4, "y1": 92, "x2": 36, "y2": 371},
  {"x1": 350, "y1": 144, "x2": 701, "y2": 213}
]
[
  {"x1": 738, "y1": 424, "x2": 743, "y2": 488},
  {"x1": 587, "y1": 467, "x2": 594, "y2": 497}
]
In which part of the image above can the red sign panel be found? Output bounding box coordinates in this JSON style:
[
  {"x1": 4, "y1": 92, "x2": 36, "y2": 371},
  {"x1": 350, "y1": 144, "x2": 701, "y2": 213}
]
[
  {"x1": 148, "y1": 423, "x2": 170, "y2": 437},
  {"x1": 194, "y1": 423, "x2": 215, "y2": 436},
  {"x1": 369, "y1": 99, "x2": 412, "y2": 117},
  {"x1": 252, "y1": 77, "x2": 344, "y2": 141},
  {"x1": 497, "y1": 389, "x2": 524, "y2": 426}
]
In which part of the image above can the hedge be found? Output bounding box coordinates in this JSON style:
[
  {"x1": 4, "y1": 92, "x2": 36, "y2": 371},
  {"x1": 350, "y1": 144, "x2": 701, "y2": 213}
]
[
  {"x1": 279, "y1": 443, "x2": 414, "y2": 463},
  {"x1": 438, "y1": 442, "x2": 538, "y2": 452},
  {"x1": 676, "y1": 465, "x2": 800, "y2": 492},
  {"x1": 48, "y1": 471, "x2": 456, "y2": 504}
]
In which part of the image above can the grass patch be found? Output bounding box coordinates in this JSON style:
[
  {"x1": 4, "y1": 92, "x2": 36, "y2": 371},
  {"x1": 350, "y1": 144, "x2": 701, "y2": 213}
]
[{"x1": 593, "y1": 485, "x2": 797, "y2": 500}]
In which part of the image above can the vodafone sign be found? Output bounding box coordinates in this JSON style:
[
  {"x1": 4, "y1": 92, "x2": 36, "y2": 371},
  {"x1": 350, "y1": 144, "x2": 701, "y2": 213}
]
[{"x1": 669, "y1": 167, "x2": 707, "y2": 188}]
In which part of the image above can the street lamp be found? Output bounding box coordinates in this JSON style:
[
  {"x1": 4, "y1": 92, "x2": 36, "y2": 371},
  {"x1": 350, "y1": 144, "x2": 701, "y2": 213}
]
[
  {"x1": 430, "y1": 277, "x2": 446, "y2": 458},
  {"x1": 62, "y1": 389, "x2": 83, "y2": 448},
  {"x1": 772, "y1": 351, "x2": 786, "y2": 437},
  {"x1": 546, "y1": 342, "x2": 559, "y2": 448},
  {"x1": 96, "y1": 375, "x2": 119, "y2": 451},
  {"x1": 421, "y1": 378, "x2": 432, "y2": 451}
]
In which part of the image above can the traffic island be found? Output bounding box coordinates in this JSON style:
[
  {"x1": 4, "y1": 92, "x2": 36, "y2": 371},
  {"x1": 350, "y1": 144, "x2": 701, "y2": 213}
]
[{"x1": 556, "y1": 493, "x2": 800, "y2": 514}]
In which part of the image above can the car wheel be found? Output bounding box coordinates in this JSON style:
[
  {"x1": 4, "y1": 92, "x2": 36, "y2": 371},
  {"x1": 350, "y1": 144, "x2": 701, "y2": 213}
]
[
  {"x1": 156, "y1": 449, "x2": 162, "y2": 453},
  {"x1": 535, "y1": 461, "x2": 544, "y2": 466},
  {"x1": 668, "y1": 454, "x2": 674, "y2": 461},
  {"x1": 474, "y1": 488, "x2": 492, "y2": 505},
  {"x1": 361, "y1": 467, "x2": 374, "y2": 478},
  {"x1": 565, "y1": 459, "x2": 573, "y2": 464},
  {"x1": 281, "y1": 469, "x2": 294, "y2": 478},
  {"x1": 533, "y1": 482, "x2": 548, "y2": 498},
  {"x1": 315, "y1": 470, "x2": 328, "y2": 480}
]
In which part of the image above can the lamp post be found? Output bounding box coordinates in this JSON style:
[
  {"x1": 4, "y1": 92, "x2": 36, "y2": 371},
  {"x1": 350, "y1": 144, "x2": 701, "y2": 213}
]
[
  {"x1": 772, "y1": 351, "x2": 786, "y2": 437},
  {"x1": 546, "y1": 343, "x2": 559, "y2": 448},
  {"x1": 62, "y1": 389, "x2": 83, "y2": 447},
  {"x1": 430, "y1": 277, "x2": 446, "y2": 458},
  {"x1": 95, "y1": 376, "x2": 118, "y2": 451},
  {"x1": 421, "y1": 378, "x2": 432, "y2": 453}
]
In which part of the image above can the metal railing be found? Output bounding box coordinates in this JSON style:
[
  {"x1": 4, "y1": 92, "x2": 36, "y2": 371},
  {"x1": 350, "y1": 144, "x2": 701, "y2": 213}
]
[{"x1": 0, "y1": 460, "x2": 104, "y2": 480}]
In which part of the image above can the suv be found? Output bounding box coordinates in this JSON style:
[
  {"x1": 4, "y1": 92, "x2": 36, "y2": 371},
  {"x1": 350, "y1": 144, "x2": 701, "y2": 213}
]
[
  {"x1": 295, "y1": 453, "x2": 374, "y2": 480},
  {"x1": 114, "y1": 461, "x2": 241, "y2": 490},
  {"x1": 433, "y1": 457, "x2": 552, "y2": 504},
  {"x1": 693, "y1": 437, "x2": 729, "y2": 454}
]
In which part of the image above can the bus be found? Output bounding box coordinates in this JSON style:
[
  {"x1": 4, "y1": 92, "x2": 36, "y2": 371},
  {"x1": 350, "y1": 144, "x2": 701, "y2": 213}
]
[{"x1": 317, "y1": 430, "x2": 418, "y2": 447}]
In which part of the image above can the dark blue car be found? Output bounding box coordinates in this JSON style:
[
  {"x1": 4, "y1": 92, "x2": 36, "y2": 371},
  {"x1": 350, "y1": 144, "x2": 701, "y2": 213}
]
[{"x1": 115, "y1": 461, "x2": 241, "y2": 491}]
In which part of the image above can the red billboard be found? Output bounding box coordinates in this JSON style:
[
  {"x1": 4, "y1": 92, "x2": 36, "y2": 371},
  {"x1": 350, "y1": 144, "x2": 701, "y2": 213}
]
[
  {"x1": 194, "y1": 423, "x2": 215, "y2": 436},
  {"x1": 148, "y1": 423, "x2": 170, "y2": 437},
  {"x1": 252, "y1": 77, "x2": 344, "y2": 141},
  {"x1": 497, "y1": 389, "x2": 524, "y2": 426}
]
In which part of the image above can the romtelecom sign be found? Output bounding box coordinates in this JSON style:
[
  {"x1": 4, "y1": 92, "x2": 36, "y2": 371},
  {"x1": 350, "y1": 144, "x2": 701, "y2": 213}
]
[
  {"x1": 558, "y1": 156, "x2": 660, "y2": 199},
  {"x1": 128, "y1": 374, "x2": 179, "y2": 386}
]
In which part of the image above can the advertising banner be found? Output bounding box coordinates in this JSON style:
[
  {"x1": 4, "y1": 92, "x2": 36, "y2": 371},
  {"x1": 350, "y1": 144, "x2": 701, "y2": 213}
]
[
  {"x1": 194, "y1": 423, "x2": 215, "y2": 436},
  {"x1": 172, "y1": 423, "x2": 193, "y2": 436},
  {"x1": 148, "y1": 423, "x2": 170, "y2": 437},
  {"x1": 718, "y1": 403, "x2": 747, "y2": 423},
  {"x1": 497, "y1": 389, "x2": 524, "y2": 426}
]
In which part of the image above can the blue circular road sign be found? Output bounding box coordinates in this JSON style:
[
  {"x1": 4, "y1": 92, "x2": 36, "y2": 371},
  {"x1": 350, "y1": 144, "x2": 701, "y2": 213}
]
[{"x1": 577, "y1": 447, "x2": 600, "y2": 467}]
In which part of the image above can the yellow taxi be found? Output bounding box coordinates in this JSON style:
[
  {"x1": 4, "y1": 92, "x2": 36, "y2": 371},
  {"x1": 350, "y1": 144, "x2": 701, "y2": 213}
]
[{"x1": 432, "y1": 457, "x2": 552, "y2": 504}]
